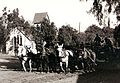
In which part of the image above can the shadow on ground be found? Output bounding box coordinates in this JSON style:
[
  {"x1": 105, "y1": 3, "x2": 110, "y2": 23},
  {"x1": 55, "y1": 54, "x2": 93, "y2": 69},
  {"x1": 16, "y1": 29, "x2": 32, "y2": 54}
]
[
  {"x1": 0, "y1": 56, "x2": 22, "y2": 71},
  {"x1": 76, "y1": 58, "x2": 120, "y2": 83},
  {"x1": 76, "y1": 69, "x2": 120, "y2": 83}
]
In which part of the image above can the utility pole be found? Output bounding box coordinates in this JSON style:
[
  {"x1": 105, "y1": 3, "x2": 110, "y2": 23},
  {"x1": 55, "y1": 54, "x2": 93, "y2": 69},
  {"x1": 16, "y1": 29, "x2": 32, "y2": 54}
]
[{"x1": 79, "y1": 22, "x2": 80, "y2": 33}]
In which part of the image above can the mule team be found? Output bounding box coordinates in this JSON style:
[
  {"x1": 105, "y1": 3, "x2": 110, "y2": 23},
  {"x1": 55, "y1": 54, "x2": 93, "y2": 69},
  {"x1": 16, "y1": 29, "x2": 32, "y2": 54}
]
[{"x1": 16, "y1": 34, "x2": 113, "y2": 74}]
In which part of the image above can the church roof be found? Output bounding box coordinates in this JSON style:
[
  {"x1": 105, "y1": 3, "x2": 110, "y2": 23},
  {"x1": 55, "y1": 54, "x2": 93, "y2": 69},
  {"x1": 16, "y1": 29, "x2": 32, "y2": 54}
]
[{"x1": 33, "y1": 12, "x2": 48, "y2": 24}]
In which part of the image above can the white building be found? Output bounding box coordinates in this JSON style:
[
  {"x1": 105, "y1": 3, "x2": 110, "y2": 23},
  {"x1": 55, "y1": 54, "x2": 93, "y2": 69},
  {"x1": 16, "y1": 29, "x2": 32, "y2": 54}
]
[
  {"x1": 6, "y1": 12, "x2": 50, "y2": 55},
  {"x1": 6, "y1": 27, "x2": 36, "y2": 55}
]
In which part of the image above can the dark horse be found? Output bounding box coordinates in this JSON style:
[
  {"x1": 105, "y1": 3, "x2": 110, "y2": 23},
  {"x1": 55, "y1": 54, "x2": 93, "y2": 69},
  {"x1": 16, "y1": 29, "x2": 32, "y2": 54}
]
[
  {"x1": 27, "y1": 41, "x2": 57, "y2": 73},
  {"x1": 77, "y1": 46, "x2": 97, "y2": 73},
  {"x1": 36, "y1": 41, "x2": 49, "y2": 73},
  {"x1": 47, "y1": 45, "x2": 58, "y2": 73}
]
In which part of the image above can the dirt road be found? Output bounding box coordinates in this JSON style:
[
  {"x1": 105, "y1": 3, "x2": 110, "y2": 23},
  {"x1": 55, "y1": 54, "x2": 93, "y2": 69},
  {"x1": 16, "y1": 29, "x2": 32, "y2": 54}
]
[
  {"x1": 0, "y1": 70, "x2": 79, "y2": 83},
  {"x1": 0, "y1": 54, "x2": 79, "y2": 83},
  {"x1": 0, "y1": 53, "x2": 120, "y2": 83}
]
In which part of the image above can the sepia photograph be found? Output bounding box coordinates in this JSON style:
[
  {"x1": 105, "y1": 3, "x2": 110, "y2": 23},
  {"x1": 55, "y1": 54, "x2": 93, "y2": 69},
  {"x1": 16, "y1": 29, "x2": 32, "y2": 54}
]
[{"x1": 0, "y1": 0, "x2": 120, "y2": 83}]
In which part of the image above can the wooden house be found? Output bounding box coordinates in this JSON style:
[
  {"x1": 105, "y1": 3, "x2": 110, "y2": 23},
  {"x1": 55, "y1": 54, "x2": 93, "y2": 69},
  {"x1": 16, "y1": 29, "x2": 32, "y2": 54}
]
[
  {"x1": 6, "y1": 27, "x2": 36, "y2": 55},
  {"x1": 6, "y1": 12, "x2": 50, "y2": 55}
]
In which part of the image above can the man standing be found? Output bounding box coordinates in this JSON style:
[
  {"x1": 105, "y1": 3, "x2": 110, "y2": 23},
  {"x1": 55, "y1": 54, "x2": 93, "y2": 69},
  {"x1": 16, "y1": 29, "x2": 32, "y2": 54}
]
[
  {"x1": 94, "y1": 34, "x2": 101, "y2": 58},
  {"x1": 104, "y1": 37, "x2": 113, "y2": 52},
  {"x1": 94, "y1": 33, "x2": 101, "y2": 46}
]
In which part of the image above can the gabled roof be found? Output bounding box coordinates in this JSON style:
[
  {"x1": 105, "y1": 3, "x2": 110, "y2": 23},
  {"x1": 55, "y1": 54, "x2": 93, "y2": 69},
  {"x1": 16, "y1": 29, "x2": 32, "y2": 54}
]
[
  {"x1": 17, "y1": 28, "x2": 34, "y2": 41},
  {"x1": 33, "y1": 12, "x2": 48, "y2": 24}
]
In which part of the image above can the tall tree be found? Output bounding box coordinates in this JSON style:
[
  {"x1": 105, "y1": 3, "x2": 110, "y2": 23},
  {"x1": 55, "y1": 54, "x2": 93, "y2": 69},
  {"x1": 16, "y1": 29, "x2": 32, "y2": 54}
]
[
  {"x1": 0, "y1": 7, "x2": 31, "y2": 52},
  {"x1": 114, "y1": 24, "x2": 120, "y2": 46},
  {"x1": 41, "y1": 18, "x2": 57, "y2": 45},
  {"x1": 85, "y1": 24, "x2": 104, "y2": 43},
  {"x1": 33, "y1": 18, "x2": 57, "y2": 52},
  {"x1": 0, "y1": 21, "x2": 6, "y2": 52},
  {"x1": 58, "y1": 25, "x2": 79, "y2": 50},
  {"x1": 102, "y1": 26, "x2": 114, "y2": 38},
  {"x1": 80, "y1": 0, "x2": 120, "y2": 25}
]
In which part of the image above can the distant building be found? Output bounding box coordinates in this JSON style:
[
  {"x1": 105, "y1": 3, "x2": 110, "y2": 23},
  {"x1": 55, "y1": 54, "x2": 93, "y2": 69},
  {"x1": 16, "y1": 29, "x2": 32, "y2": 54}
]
[
  {"x1": 33, "y1": 12, "x2": 50, "y2": 26},
  {"x1": 6, "y1": 27, "x2": 36, "y2": 55},
  {"x1": 33, "y1": 12, "x2": 49, "y2": 24},
  {"x1": 6, "y1": 12, "x2": 50, "y2": 55}
]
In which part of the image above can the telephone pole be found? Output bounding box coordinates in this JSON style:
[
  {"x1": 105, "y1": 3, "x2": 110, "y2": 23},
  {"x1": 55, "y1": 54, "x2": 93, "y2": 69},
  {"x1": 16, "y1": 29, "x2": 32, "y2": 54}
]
[{"x1": 79, "y1": 22, "x2": 80, "y2": 33}]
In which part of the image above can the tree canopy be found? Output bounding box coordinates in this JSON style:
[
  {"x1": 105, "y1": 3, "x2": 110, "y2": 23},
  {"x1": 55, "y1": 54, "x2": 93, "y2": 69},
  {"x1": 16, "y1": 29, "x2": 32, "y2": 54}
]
[
  {"x1": 32, "y1": 18, "x2": 57, "y2": 52},
  {"x1": 58, "y1": 25, "x2": 80, "y2": 50},
  {"x1": 80, "y1": 0, "x2": 120, "y2": 25},
  {"x1": 85, "y1": 24, "x2": 103, "y2": 43},
  {"x1": 0, "y1": 7, "x2": 31, "y2": 52},
  {"x1": 114, "y1": 24, "x2": 120, "y2": 46}
]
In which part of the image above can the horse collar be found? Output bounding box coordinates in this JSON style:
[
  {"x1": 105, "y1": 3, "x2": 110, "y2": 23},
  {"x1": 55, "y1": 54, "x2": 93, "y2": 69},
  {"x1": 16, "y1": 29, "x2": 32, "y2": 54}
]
[{"x1": 59, "y1": 50, "x2": 67, "y2": 58}]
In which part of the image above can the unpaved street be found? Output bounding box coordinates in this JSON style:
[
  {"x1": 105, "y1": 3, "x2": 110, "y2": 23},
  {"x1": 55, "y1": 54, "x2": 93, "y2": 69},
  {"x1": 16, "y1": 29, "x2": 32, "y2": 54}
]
[
  {"x1": 0, "y1": 54, "x2": 79, "y2": 83},
  {"x1": 0, "y1": 53, "x2": 120, "y2": 83},
  {"x1": 0, "y1": 70, "x2": 78, "y2": 83}
]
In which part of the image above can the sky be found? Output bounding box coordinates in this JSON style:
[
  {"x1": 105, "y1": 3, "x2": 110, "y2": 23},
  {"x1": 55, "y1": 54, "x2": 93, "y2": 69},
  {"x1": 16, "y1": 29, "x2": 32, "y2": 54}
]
[{"x1": 0, "y1": 0, "x2": 117, "y2": 32}]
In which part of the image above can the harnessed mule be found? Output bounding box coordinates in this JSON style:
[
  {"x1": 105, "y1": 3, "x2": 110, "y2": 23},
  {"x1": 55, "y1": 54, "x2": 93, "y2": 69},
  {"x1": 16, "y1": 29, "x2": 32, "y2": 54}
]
[
  {"x1": 38, "y1": 41, "x2": 49, "y2": 73},
  {"x1": 79, "y1": 47, "x2": 97, "y2": 73},
  {"x1": 17, "y1": 45, "x2": 37, "y2": 72},
  {"x1": 57, "y1": 43, "x2": 74, "y2": 73}
]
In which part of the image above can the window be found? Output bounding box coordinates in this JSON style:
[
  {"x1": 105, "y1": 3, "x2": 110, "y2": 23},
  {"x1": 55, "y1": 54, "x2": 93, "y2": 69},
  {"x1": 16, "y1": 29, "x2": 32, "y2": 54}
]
[
  {"x1": 17, "y1": 35, "x2": 19, "y2": 44},
  {"x1": 20, "y1": 36, "x2": 22, "y2": 45},
  {"x1": 14, "y1": 37, "x2": 16, "y2": 47}
]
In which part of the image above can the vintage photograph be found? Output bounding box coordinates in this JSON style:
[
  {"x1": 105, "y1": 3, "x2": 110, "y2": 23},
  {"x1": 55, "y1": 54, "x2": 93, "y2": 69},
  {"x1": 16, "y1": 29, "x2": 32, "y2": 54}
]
[{"x1": 0, "y1": 0, "x2": 120, "y2": 83}]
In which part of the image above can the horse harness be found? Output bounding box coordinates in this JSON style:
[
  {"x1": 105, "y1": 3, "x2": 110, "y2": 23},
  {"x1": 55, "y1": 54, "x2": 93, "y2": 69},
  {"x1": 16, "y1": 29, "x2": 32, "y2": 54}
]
[
  {"x1": 18, "y1": 46, "x2": 31, "y2": 61},
  {"x1": 59, "y1": 49, "x2": 67, "y2": 58}
]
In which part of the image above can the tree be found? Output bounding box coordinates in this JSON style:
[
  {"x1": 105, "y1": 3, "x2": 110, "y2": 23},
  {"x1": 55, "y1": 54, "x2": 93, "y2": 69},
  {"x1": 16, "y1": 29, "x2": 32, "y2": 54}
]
[
  {"x1": 33, "y1": 18, "x2": 57, "y2": 52},
  {"x1": 32, "y1": 26, "x2": 43, "y2": 52},
  {"x1": 114, "y1": 24, "x2": 120, "y2": 46},
  {"x1": 0, "y1": 21, "x2": 6, "y2": 52},
  {"x1": 102, "y1": 27, "x2": 114, "y2": 38},
  {"x1": 7, "y1": 8, "x2": 24, "y2": 28},
  {"x1": 58, "y1": 25, "x2": 73, "y2": 46},
  {"x1": 58, "y1": 25, "x2": 79, "y2": 50},
  {"x1": 23, "y1": 21, "x2": 31, "y2": 35},
  {"x1": 1, "y1": 7, "x2": 28, "y2": 35},
  {"x1": 113, "y1": 3, "x2": 120, "y2": 47},
  {"x1": 85, "y1": 24, "x2": 104, "y2": 43},
  {"x1": 77, "y1": 32, "x2": 86, "y2": 43},
  {"x1": 80, "y1": 0, "x2": 120, "y2": 25},
  {"x1": 0, "y1": 7, "x2": 32, "y2": 52},
  {"x1": 41, "y1": 19, "x2": 57, "y2": 45}
]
